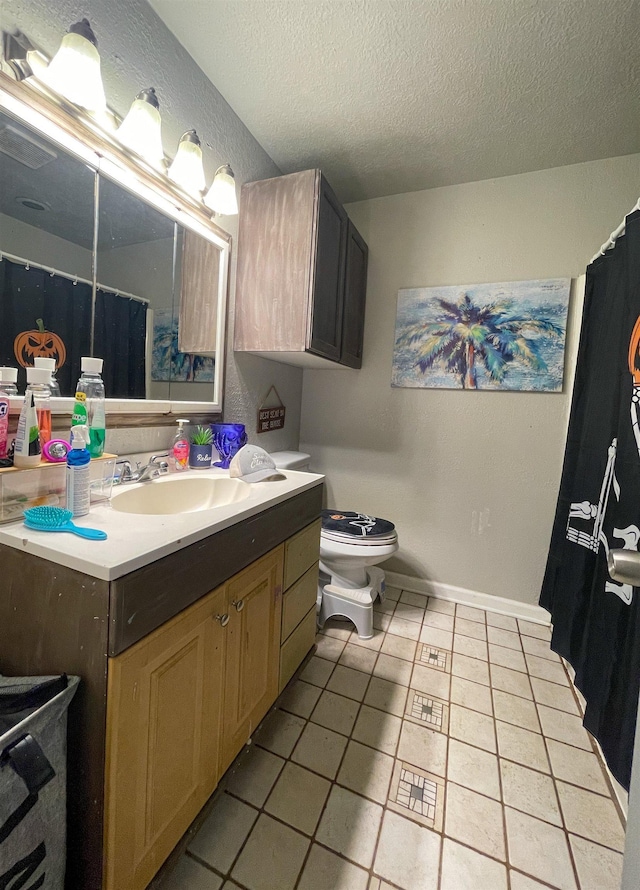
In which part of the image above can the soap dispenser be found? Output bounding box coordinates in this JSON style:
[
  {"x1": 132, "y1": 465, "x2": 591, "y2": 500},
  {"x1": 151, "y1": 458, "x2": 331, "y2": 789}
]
[{"x1": 171, "y1": 418, "x2": 190, "y2": 472}]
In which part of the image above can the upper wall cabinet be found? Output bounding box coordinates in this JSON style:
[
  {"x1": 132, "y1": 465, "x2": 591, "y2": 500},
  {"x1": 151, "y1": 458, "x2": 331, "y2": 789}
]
[{"x1": 234, "y1": 169, "x2": 368, "y2": 369}]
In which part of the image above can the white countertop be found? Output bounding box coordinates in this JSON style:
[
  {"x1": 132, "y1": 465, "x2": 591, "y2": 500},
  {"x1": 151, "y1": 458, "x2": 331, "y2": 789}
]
[{"x1": 0, "y1": 468, "x2": 324, "y2": 581}]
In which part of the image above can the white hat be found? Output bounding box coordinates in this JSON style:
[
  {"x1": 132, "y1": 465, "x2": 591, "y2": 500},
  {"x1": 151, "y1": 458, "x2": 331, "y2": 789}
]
[{"x1": 229, "y1": 444, "x2": 284, "y2": 483}]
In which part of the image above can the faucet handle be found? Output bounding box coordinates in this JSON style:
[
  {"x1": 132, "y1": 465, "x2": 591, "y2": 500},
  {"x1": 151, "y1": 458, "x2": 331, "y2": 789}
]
[{"x1": 150, "y1": 453, "x2": 170, "y2": 464}]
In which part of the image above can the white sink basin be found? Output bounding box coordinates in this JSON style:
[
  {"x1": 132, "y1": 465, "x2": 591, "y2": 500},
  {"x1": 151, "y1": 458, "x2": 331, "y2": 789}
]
[{"x1": 110, "y1": 475, "x2": 251, "y2": 515}]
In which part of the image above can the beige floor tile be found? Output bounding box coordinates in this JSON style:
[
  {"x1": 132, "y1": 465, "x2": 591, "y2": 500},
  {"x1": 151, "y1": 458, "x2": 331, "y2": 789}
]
[
  {"x1": 454, "y1": 616, "x2": 487, "y2": 640},
  {"x1": 492, "y1": 689, "x2": 540, "y2": 732},
  {"x1": 364, "y1": 677, "x2": 408, "y2": 716},
  {"x1": 451, "y1": 652, "x2": 490, "y2": 686},
  {"x1": 509, "y1": 873, "x2": 555, "y2": 890},
  {"x1": 400, "y1": 590, "x2": 428, "y2": 608},
  {"x1": 405, "y1": 689, "x2": 449, "y2": 733},
  {"x1": 518, "y1": 619, "x2": 552, "y2": 641},
  {"x1": 486, "y1": 612, "x2": 518, "y2": 631},
  {"x1": 224, "y1": 745, "x2": 284, "y2": 807},
  {"x1": 162, "y1": 856, "x2": 223, "y2": 889},
  {"x1": 278, "y1": 679, "x2": 323, "y2": 718},
  {"x1": 447, "y1": 738, "x2": 500, "y2": 799},
  {"x1": 397, "y1": 720, "x2": 448, "y2": 776},
  {"x1": 450, "y1": 675, "x2": 493, "y2": 715},
  {"x1": 525, "y1": 653, "x2": 569, "y2": 685},
  {"x1": 556, "y1": 781, "x2": 625, "y2": 851},
  {"x1": 373, "y1": 652, "x2": 413, "y2": 686},
  {"x1": 320, "y1": 618, "x2": 354, "y2": 640},
  {"x1": 411, "y1": 663, "x2": 452, "y2": 699},
  {"x1": 381, "y1": 633, "x2": 417, "y2": 662},
  {"x1": 530, "y1": 676, "x2": 579, "y2": 714},
  {"x1": 352, "y1": 705, "x2": 402, "y2": 756},
  {"x1": 427, "y1": 598, "x2": 456, "y2": 615},
  {"x1": 339, "y1": 643, "x2": 379, "y2": 673},
  {"x1": 419, "y1": 624, "x2": 454, "y2": 650},
  {"x1": 449, "y1": 703, "x2": 497, "y2": 753},
  {"x1": 315, "y1": 634, "x2": 347, "y2": 661},
  {"x1": 291, "y1": 722, "x2": 348, "y2": 779},
  {"x1": 311, "y1": 689, "x2": 360, "y2": 736},
  {"x1": 316, "y1": 785, "x2": 383, "y2": 868},
  {"x1": 569, "y1": 834, "x2": 624, "y2": 890},
  {"x1": 188, "y1": 793, "x2": 258, "y2": 873},
  {"x1": 440, "y1": 838, "x2": 508, "y2": 890},
  {"x1": 388, "y1": 616, "x2": 422, "y2": 640},
  {"x1": 537, "y1": 704, "x2": 592, "y2": 750},
  {"x1": 394, "y1": 601, "x2": 425, "y2": 624},
  {"x1": 221, "y1": 883, "x2": 243, "y2": 889},
  {"x1": 264, "y1": 762, "x2": 330, "y2": 835},
  {"x1": 373, "y1": 611, "x2": 392, "y2": 632},
  {"x1": 500, "y1": 760, "x2": 561, "y2": 825},
  {"x1": 231, "y1": 814, "x2": 309, "y2": 890},
  {"x1": 545, "y1": 738, "x2": 608, "y2": 793},
  {"x1": 521, "y1": 635, "x2": 560, "y2": 661},
  {"x1": 297, "y1": 844, "x2": 370, "y2": 890},
  {"x1": 505, "y1": 807, "x2": 577, "y2": 890},
  {"x1": 350, "y1": 629, "x2": 385, "y2": 651},
  {"x1": 453, "y1": 634, "x2": 488, "y2": 661},
  {"x1": 496, "y1": 721, "x2": 549, "y2": 773},
  {"x1": 383, "y1": 585, "x2": 402, "y2": 602},
  {"x1": 374, "y1": 810, "x2": 441, "y2": 890},
  {"x1": 327, "y1": 664, "x2": 371, "y2": 701},
  {"x1": 300, "y1": 655, "x2": 335, "y2": 687},
  {"x1": 445, "y1": 782, "x2": 505, "y2": 860},
  {"x1": 487, "y1": 626, "x2": 522, "y2": 651},
  {"x1": 456, "y1": 604, "x2": 486, "y2": 623},
  {"x1": 489, "y1": 643, "x2": 527, "y2": 673},
  {"x1": 338, "y1": 740, "x2": 395, "y2": 803},
  {"x1": 422, "y1": 610, "x2": 455, "y2": 631},
  {"x1": 490, "y1": 664, "x2": 532, "y2": 699},
  {"x1": 374, "y1": 597, "x2": 396, "y2": 614},
  {"x1": 254, "y1": 709, "x2": 306, "y2": 757}
]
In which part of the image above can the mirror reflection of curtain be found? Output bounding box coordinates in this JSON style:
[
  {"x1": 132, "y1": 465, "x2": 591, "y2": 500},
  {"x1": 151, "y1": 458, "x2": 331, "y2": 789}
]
[{"x1": 94, "y1": 288, "x2": 147, "y2": 398}]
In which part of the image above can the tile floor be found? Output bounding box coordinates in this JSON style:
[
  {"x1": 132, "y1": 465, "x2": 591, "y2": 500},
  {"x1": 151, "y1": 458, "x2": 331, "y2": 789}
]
[{"x1": 159, "y1": 589, "x2": 626, "y2": 890}]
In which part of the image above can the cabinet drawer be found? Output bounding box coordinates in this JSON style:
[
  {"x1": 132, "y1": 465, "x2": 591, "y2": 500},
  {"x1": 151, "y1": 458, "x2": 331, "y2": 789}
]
[
  {"x1": 282, "y1": 563, "x2": 318, "y2": 642},
  {"x1": 279, "y1": 607, "x2": 316, "y2": 692},
  {"x1": 284, "y1": 519, "x2": 321, "y2": 589}
]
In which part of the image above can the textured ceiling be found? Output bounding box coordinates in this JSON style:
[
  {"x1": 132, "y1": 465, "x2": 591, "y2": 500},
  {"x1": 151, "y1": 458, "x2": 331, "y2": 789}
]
[{"x1": 148, "y1": 0, "x2": 640, "y2": 203}]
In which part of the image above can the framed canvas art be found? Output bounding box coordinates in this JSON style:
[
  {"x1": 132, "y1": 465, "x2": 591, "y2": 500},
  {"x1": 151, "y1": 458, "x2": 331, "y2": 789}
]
[
  {"x1": 152, "y1": 309, "x2": 215, "y2": 383},
  {"x1": 392, "y1": 278, "x2": 571, "y2": 391}
]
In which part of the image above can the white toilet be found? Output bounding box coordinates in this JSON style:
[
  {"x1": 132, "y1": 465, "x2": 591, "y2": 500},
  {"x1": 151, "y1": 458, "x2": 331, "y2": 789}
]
[{"x1": 271, "y1": 452, "x2": 399, "y2": 639}]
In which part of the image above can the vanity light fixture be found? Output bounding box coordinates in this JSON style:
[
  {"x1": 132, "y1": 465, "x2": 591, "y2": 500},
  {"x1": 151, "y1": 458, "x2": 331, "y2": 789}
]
[
  {"x1": 204, "y1": 164, "x2": 239, "y2": 216},
  {"x1": 116, "y1": 87, "x2": 164, "y2": 169},
  {"x1": 167, "y1": 129, "x2": 206, "y2": 198},
  {"x1": 38, "y1": 19, "x2": 107, "y2": 115}
]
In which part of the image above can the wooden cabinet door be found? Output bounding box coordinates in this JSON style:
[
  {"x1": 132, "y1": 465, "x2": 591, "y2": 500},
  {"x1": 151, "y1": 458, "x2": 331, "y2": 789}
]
[
  {"x1": 220, "y1": 547, "x2": 284, "y2": 773},
  {"x1": 308, "y1": 175, "x2": 348, "y2": 361},
  {"x1": 340, "y1": 220, "x2": 368, "y2": 368},
  {"x1": 104, "y1": 585, "x2": 227, "y2": 890}
]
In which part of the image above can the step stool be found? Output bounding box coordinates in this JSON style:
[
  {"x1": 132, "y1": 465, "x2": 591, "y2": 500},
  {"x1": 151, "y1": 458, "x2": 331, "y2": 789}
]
[{"x1": 317, "y1": 567, "x2": 386, "y2": 640}]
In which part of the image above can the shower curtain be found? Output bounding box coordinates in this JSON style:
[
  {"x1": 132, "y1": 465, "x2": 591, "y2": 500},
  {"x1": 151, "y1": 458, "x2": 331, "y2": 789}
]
[{"x1": 541, "y1": 209, "x2": 640, "y2": 790}]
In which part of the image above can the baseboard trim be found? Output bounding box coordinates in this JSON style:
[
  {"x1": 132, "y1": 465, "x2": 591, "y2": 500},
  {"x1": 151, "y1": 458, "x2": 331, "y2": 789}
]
[{"x1": 385, "y1": 572, "x2": 550, "y2": 625}]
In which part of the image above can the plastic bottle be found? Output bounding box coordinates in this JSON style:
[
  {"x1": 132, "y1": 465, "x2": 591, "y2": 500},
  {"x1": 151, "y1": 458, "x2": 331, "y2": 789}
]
[
  {"x1": 66, "y1": 424, "x2": 91, "y2": 517},
  {"x1": 171, "y1": 418, "x2": 190, "y2": 472},
  {"x1": 71, "y1": 357, "x2": 105, "y2": 458},
  {"x1": 0, "y1": 385, "x2": 8, "y2": 460},
  {"x1": 14, "y1": 391, "x2": 41, "y2": 468},
  {"x1": 0, "y1": 367, "x2": 18, "y2": 396},
  {"x1": 34, "y1": 357, "x2": 61, "y2": 397},
  {"x1": 26, "y1": 366, "x2": 52, "y2": 446}
]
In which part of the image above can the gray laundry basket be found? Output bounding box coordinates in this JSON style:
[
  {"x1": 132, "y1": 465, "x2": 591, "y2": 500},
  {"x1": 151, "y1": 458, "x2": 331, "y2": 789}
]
[{"x1": 0, "y1": 674, "x2": 80, "y2": 890}]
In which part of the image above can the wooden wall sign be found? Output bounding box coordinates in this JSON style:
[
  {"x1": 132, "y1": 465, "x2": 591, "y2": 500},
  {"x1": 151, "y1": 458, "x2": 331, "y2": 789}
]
[{"x1": 257, "y1": 386, "x2": 286, "y2": 433}]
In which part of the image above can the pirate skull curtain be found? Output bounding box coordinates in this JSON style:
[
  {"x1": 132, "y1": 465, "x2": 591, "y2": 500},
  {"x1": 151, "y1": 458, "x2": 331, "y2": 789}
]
[{"x1": 541, "y1": 209, "x2": 640, "y2": 790}]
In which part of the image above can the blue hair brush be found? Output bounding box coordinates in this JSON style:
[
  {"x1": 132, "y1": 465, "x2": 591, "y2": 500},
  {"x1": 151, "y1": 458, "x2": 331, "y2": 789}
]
[{"x1": 23, "y1": 506, "x2": 108, "y2": 540}]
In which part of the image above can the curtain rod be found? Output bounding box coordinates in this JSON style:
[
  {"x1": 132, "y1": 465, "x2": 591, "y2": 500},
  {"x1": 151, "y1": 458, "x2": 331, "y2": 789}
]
[
  {"x1": 0, "y1": 250, "x2": 150, "y2": 305},
  {"x1": 590, "y1": 197, "x2": 640, "y2": 264}
]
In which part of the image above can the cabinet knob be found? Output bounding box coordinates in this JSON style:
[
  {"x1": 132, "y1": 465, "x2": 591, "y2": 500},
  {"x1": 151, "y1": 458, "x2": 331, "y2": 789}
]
[
  {"x1": 232, "y1": 599, "x2": 245, "y2": 612},
  {"x1": 215, "y1": 613, "x2": 230, "y2": 627}
]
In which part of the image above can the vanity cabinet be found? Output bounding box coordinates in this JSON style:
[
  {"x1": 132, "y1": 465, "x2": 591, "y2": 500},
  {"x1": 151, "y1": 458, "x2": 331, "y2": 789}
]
[{"x1": 234, "y1": 169, "x2": 368, "y2": 368}]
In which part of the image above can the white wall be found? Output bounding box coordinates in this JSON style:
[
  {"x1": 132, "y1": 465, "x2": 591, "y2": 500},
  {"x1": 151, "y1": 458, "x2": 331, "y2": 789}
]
[
  {"x1": 301, "y1": 153, "x2": 640, "y2": 605},
  {"x1": 0, "y1": 211, "x2": 92, "y2": 277}
]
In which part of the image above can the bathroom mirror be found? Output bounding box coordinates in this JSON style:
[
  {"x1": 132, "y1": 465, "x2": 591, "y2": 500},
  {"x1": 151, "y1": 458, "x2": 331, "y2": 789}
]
[{"x1": 0, "y1": 73, "x2": 230, "y2": 415}]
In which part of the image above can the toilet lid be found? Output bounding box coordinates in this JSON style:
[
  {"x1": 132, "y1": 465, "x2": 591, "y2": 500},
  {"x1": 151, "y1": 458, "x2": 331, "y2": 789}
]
[{"x1": 321, "y1": 509, "x2": 396, "y2": 544}]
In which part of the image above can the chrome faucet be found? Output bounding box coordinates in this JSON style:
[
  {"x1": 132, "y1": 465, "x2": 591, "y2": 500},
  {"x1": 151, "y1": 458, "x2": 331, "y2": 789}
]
[{"x1": 115, "y1": 453, "x2": 169, "y2": 485}]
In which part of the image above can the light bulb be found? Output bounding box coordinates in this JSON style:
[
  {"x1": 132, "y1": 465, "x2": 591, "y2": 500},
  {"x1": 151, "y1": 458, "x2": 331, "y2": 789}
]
[
  {"x1": 39, "y1": 19, "x2": 107, "y2": 114},
  {"x1": 116, "y1": 88, "x2": 164, "y2": 168},
  {"x1": 204, "y1": 164, "x2": 239, "y2": 215},
  {"x1": 167, "y1": 130, "x2": 206, "y2": 198}
]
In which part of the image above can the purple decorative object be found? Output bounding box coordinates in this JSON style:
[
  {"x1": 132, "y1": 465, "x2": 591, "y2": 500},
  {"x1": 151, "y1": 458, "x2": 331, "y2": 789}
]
[{"x1": 211, "y1": 423, "x2": 247, "y2": 469}]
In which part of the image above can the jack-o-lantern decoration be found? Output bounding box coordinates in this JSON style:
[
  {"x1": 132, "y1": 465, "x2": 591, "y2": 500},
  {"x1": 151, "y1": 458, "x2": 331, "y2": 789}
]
[
  {"x1": 629, "y1": 316, "x2": 640, "y2": 384},
  {"x1": 14, "y1": 318, "x2": 67, "y2": 369}
]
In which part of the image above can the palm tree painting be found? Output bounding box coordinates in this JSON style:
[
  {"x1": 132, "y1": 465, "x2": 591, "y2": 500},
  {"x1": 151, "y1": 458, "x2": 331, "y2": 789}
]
[{"x1": 392, "y1": 279, "x2": 571, "y2": 391}]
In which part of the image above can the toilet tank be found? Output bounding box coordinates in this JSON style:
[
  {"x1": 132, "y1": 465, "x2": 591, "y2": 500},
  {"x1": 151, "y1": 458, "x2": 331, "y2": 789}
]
[{"x1": 271, "y1": 451, "x2": 312, "y2": 472}]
